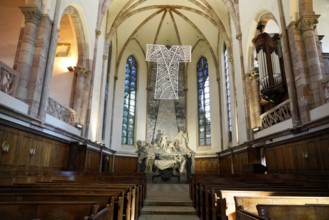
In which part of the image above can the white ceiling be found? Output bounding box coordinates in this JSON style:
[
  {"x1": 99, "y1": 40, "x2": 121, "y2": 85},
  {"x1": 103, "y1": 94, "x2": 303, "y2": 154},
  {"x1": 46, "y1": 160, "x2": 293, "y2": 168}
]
[{"x1": 106, "y1": 0, "x2": 230, "y2": 57}]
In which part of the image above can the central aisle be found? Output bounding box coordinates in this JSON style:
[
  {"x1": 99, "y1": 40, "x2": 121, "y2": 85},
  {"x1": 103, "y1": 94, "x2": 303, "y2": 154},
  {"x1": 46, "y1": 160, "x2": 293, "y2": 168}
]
[{"x1": 139, "y1": 184, "x2": 199, "y2": 220}]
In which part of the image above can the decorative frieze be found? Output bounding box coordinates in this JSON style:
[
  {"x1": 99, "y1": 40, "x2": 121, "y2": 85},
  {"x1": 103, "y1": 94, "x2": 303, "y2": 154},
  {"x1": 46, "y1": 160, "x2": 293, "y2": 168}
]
[
  {"x1": 0, "y1": 61, "x2": 19, "y2": 96},
  {"x1": 47, "y1": 97, "x2": 76, "y2": 125},
  {"x1": 20, "y1": 6, "x2": 42, "y2": 26},
  {"x1": 321, "y1": 77, "x2": 329, "y2": 104}
]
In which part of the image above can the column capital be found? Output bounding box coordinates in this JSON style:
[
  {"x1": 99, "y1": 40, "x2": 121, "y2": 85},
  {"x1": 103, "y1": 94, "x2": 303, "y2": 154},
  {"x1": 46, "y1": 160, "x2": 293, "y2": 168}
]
[
  {"x1": 246, "y1": 70, "x2": 259, "y2": 80},
  {"x1": 68, "y1": 66, "x2": 89, "y2": 75},
  {"x1": 296, "y1": 14, "x2": 320, "y2": 32},
  {"x1": 96, "y1": 30, "x2": 102, "y2": 36},
  {"x1": 236, "y1": 32, "x2": 242, "y2": 40},
  {"x1": 20, "y1": 6, "x2": 42, "y2": 26}
]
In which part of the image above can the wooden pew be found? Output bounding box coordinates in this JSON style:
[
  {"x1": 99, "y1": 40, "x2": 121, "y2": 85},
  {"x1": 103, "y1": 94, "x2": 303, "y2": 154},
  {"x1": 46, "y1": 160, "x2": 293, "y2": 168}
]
[
  {"x1": 85, "y1": 204, "x2": 113, "y2": 220},
  {"x1": 1, "y1": 173, "x2": 146, "y2": 220},
  {"x1": 235, "y1": 196, "x2": 329, "y2": 220},
  {"x1": 190, "y1": 173, "x2": 329, "y2": 220},
  {"x1": 0, "y1": 185, "x2": 130, "y2": 220},
  {"x1": 0, "y1": 200, "x2": 100, "y2": 220},
  {"x1": 256, "y1": 204, "x2": 329, "y2": 220},
  {"x1": 0, "y1": 171, "x2": 147, "y2": 220}
]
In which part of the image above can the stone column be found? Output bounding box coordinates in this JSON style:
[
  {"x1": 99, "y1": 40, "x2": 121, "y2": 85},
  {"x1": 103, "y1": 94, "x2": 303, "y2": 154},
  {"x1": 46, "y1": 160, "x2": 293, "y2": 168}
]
[
  {"x1": 246, "y1": 71, "x2": 261, "y2": 130},
  {"x1": 96, "y1": 55, "x2": 108, "y2": 141},
  {"x1": 83, "y1": 30, "x2": 101, "y2": 138},
  {"x1": 16, "y1": 6, "x2": 42, "y2": 101},
  {"x1": 27, "y1": 15, "x2": 53, "y2": 117},
  {"x1": 236, "y1": 33, "x2": 251, "y2": 142},
  {"x1": 296, "y1": 14, "x2": 322, "y2": 108},
  {"x1": 70, "y1": 66, "x2": 89, "y2": 124},
  {"x1": 277, "y1": 0, "x2": 301, "y2": 127}
]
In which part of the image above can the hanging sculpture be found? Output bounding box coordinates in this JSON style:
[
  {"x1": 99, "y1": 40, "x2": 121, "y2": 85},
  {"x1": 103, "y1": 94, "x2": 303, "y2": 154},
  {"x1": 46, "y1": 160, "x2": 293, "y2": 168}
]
[{"x1": 146, "y1": 44, "x2": 191, "y2": 99}]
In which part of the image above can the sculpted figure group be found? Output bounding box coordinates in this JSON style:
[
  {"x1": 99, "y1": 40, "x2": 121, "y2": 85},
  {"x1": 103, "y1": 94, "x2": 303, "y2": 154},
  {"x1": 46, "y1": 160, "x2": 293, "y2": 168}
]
[{"x1": 136, "y1": 127, "x2": 193, "y2": 174}]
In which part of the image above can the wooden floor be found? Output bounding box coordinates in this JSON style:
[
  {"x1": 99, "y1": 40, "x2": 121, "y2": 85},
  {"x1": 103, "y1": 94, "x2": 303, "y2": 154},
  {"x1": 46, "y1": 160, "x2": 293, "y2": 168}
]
[{"x1": 139, "y1": 184, "x2": 199, "y2": 220}]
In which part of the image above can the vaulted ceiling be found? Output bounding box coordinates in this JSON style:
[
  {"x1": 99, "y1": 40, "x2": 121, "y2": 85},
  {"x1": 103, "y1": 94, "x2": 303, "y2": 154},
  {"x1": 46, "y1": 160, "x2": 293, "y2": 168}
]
[{"x1": 106, "y1": 0, "x2": 231, "y2": 57}]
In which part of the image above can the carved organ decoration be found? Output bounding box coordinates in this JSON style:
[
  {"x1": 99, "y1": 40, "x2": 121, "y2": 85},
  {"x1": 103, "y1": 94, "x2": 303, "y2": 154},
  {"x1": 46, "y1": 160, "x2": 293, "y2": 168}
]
[{"x1": 252, "y1": 23, "x2": 287, "y2": 105}]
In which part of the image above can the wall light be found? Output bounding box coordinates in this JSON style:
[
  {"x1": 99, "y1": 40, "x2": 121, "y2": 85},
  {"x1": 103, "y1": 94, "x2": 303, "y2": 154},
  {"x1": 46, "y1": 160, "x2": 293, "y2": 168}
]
[
  {"x1": 252, "y1": 127, "x2": 260, "y2": 132},
  {"x1": 75, "y1": 123, "x2": 83, "y2": 129},
  {"x1": 29, "y1": 146, "x2": 36, "y2": 156},
  {"x1": 1, "y1": 141, "x2": 9, "y2": 152}
]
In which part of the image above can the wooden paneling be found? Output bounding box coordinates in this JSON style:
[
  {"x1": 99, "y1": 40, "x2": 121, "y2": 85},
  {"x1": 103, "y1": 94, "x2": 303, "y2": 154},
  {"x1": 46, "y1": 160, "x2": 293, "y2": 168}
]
[
  {"x1": 219, "y1": 156, "x2": 232, "y2": 173},
  {"x1": 85, "y1": 150, "x2": 101, "y2": 172},
  {"x1": 233, "y1": 152, "x2": 248, "y2": 174},
  {"x1": 195, "y1": 157, "x2": 218, "y2": 173},
  {"x1": 318, "y1": 136, "x2": 329, "y2": 170},
  {"x1": 264, "y1": 133, "x2": 329, "y2": 174},
  {"x1": 114, "y1": 156, "x2": 138, "y2": 173},
  {"x1": 0, "y1": 125, "x2": 69, "y2": 172}
]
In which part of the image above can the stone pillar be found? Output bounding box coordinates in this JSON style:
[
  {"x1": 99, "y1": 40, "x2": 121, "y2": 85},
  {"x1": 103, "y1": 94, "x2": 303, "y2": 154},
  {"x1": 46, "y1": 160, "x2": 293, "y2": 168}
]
[
  {"x1": 70, "y1": 66, "x2": 89, "y2": 124},
  {"x1": 16, "y1": 6, "x2": 42, "y2": 101},
  {"x1": 83, "y1": 30, "x2": 101, "y2": 138},
  {"x1": 27, "y1": 15, "x2": 53, "y2": 117},
  {"x1": 96, "y1": 55, "x2": 108, "y2": 141},
  {"x1": 246, "y1": 71, "x2": 261, "y2": 129},
  {"x1": 236, "y1": 32, "x2": 251, "y2": 142},
  {"x1": 296, "y1": 14, "x2": 322, "y2": 108},
  {"x1": 277, "y1": 0, "x2": 301, "y2": 127}
]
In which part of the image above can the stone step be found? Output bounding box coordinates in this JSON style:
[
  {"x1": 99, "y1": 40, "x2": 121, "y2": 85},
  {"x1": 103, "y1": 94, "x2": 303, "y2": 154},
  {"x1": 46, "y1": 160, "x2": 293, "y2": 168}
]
[
  {"x1": 144, "y1": 199, "x2": 193, "y2": 206},
  {"x1": 141, "y1": 206, "x2": 197, "y2": 215}
]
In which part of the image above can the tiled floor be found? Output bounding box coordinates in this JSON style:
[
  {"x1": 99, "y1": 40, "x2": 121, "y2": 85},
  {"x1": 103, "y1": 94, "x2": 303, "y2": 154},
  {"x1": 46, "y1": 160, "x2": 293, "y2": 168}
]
[{"x1": 139, "y1": 183, "x2": 200, "y2": 220}]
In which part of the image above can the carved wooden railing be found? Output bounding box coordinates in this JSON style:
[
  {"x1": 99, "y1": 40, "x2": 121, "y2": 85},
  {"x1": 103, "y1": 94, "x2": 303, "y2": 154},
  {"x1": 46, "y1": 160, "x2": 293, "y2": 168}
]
[
  {"x1": 260, "y1": 99, "x2": 291, "y2": 129},
  {"x1": 47, "y1": 97, "x2": 76, "y2": 125},
  {"x1": 0, "y1": 61, "x2": 19, "y2": 96}
]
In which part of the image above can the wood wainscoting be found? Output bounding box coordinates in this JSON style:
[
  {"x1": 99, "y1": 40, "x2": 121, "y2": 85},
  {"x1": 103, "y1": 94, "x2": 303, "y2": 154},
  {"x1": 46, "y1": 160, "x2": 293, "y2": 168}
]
[
  {"x1": 112, "y1": 156, "x2": 138, "y2": 173},
  {"x1": 218, "y1": 129, "x2": 329, "y2": 175},
  {"x1": 264, "y1": 132, "x2": 329, "y2": 174},
  {"x1": 0, "y1": 124, "x2": 69, "y2": 173},
  {"x1": 195, "y1": 157, "x2": 218, "y2": 173}
]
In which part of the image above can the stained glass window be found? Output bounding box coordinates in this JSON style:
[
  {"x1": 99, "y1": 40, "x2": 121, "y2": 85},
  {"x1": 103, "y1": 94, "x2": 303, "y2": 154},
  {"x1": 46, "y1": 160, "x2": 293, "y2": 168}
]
[
  {"x1": 197, "y1": 56, "x2": 211, "y2": 146},
  {"x1": 121, "y1": 55, "x2": 137, "y2": 145},
  {"x1": 224, "y1": 44, "x2": 232, "y2": 142}
]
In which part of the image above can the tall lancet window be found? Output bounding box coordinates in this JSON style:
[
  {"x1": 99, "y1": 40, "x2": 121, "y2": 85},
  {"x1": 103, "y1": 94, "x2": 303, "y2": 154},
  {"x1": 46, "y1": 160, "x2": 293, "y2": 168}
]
[
  {"x1": 224, "y1": 44, "x2": 232, "y2": 142},
  {"x1": 197, "y1": 56, "x2": 211, "y2": 146},
  {"x1": 121, "y1": 55, "x2": 137, "y2": 145}
]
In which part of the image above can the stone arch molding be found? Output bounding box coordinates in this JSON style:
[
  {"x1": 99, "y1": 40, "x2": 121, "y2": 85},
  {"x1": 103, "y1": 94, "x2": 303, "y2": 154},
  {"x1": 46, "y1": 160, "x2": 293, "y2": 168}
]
[{"x1": 62, "y1": 5, "x2": 89, "y2": 66}]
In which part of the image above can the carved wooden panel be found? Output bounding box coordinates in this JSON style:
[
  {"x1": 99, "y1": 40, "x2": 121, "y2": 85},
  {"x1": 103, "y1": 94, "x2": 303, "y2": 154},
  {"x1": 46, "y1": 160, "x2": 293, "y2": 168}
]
[
  {"x1": 85, "y1": 150, "x2": 101, "y2": 172},
  {"x1": 233, "y1": 152, "x2": 248, "y2": 174},
  {"x1": 219, "y1": 156, "x2": 232, "y2": 173},
  {"x1": 264, "y1": 133, "x2": 329, "y2": 174},
  {"x1": 318, "y1": 135, "x2": 329, "y2": 170},
  {"x1": 114, "y1": 156, "x2": 138, "y2": 173},
  {"x1": 195, "y1": 157, "x2": 218, "y2": 173},
  {"x1": 0, "y1": 124, "x2": 70, "y2": 172}
]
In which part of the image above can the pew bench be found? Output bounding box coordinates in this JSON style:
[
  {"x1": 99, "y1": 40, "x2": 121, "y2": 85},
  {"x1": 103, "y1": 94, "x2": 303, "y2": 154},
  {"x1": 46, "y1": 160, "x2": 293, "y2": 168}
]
[
  {"x1": 0, "y1": 200, "x2": 101, "y2": 220},
  {"x1": 235, "y1": 196, "x2": 329, "y2": 220},
  {"x1": 0, "y1": 187, "x2": 128, "y2": 220},
  {"x1": 256, "y1": 204, "x2": 329, "y2": 220}
]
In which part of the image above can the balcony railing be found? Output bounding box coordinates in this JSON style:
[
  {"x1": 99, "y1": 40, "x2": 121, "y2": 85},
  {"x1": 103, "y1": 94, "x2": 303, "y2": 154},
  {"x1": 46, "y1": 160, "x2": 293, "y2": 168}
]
[
  {"x1": 47, "y1": 97, "x2": 76, "y2": 125},
  {"x1": 0, "y1": 61, "x2": 19, "y2": 96},
  {"x1": 260, "y1": 99, "x2": 291, "y2": 129}
]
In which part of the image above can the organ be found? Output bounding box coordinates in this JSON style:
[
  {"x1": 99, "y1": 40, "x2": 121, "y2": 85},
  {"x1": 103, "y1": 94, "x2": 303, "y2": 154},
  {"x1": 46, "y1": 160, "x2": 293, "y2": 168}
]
[{"x1": 252, "y1": 23, "x2": 287, "y2": 104}]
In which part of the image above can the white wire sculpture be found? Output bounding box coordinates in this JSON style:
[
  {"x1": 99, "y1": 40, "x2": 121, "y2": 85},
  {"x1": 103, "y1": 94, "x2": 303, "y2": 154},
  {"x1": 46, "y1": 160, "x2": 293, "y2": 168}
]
[{"x1": 146, "y1": 44, "x2": 191, "y2": 99}]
